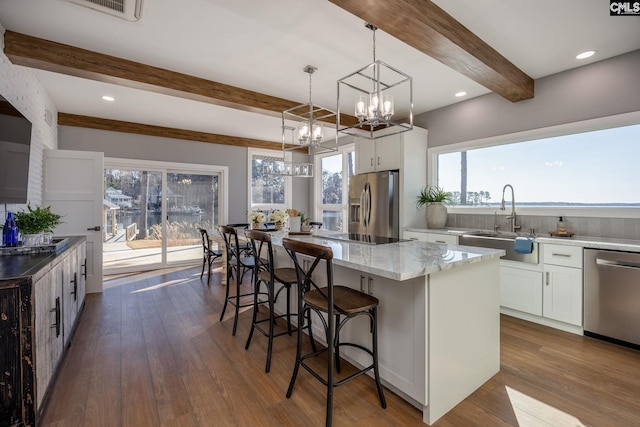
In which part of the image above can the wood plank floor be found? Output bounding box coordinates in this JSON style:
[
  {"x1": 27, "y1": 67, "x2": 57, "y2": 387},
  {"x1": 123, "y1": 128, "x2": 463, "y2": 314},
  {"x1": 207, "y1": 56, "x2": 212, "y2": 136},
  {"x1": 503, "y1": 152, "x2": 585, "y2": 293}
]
[{"x1": 40, "y1": 266, "x2": 640, "y2": 427}]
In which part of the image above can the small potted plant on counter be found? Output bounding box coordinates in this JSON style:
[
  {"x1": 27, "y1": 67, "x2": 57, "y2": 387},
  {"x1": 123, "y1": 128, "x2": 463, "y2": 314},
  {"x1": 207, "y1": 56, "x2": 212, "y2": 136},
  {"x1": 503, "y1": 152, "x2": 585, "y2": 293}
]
[
  {"x1": 416, "y1": 185, "x2": 452, "y2": 229},
  {"x1": 15, "y1": 204, "x2": 63, "y2": 246}
]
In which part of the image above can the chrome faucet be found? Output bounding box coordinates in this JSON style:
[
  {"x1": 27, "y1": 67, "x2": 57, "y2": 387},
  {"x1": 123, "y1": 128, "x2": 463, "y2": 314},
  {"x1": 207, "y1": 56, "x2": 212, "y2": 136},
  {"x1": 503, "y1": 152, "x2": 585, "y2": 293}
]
[{"x1": 500, "y1": 184, "x2": 520, "y2": 233}]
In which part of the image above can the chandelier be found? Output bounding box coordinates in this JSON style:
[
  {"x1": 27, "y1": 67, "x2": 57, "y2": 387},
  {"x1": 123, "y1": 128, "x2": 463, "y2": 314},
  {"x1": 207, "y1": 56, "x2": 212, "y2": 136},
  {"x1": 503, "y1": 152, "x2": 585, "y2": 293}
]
[
  {"x1": 282, "y1": 65, "x2": 337, "y2": 155},
  {"x1": 337, "y1": 23, "x2": 413, "y2": 139},
  {"x1": 263, "y1": 126, "x2": 314, "y2": 178}
]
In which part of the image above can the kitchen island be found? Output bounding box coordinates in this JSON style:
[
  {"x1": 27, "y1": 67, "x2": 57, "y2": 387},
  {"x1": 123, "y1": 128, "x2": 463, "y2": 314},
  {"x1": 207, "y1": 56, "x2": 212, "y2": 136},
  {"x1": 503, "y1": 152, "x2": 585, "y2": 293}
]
[{"x1": 268, "y1": 233, "x2": 505, "y2": 425}]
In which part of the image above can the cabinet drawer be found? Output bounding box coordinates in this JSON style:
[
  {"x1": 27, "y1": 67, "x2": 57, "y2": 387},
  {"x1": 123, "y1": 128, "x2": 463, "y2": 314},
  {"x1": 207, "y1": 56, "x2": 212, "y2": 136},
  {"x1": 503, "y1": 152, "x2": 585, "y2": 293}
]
[
  {"x1": 543, "y1": 244, "x2": 583, "y2": 268},
  {"x1": 426, "y1": 233, "x2": 458, "y2": 245},
  {"x1": 403, "y1": 231, "x2": 428, "y2": 241}
]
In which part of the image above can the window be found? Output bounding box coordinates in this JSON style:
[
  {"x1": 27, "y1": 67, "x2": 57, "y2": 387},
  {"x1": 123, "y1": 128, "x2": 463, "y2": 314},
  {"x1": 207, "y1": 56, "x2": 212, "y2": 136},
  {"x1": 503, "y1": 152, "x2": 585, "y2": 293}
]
[
  {"x1": 249, "y1": 148, "x2": 291, "y2": 211},
  {"x1": 314, "y1": 144, "x2": 355, "y2": 231},
  {"x1": 432, "y1": 118, "x2": 640, "y2": 210}
]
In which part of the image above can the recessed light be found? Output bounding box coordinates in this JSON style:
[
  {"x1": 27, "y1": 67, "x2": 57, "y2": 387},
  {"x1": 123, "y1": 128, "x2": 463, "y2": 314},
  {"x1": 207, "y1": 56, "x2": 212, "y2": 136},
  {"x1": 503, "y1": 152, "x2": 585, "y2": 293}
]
[
  {"x1": 576, "y1": 51, "x2": 595, "y2": 60},
  {"x1": 101, "y1": 95, "x2": 115, "y2": 102},
  {"x1": 455, "y1": 91, "x2": 467, "y2": 97}
]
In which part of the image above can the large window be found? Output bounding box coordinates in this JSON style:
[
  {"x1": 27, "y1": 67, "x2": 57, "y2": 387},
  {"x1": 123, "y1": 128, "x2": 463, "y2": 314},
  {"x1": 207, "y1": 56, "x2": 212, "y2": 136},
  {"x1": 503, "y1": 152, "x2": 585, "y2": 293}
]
[
  {"x1": 432, "y1": 119, "x2": 640, "y2": 209},
  {"x1": 314, "y1": 145, "x2": 355, "y2": 231},
  {"x1": 249, "y1": 148, "x2": 291, "y2": 211}
]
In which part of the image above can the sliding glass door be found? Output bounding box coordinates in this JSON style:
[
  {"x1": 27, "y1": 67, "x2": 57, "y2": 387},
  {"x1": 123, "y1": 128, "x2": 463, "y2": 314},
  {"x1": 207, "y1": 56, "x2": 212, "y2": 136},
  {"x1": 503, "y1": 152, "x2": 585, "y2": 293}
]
[{"x1": 103, "y1": 159, "x2": 226, "y2": 274}]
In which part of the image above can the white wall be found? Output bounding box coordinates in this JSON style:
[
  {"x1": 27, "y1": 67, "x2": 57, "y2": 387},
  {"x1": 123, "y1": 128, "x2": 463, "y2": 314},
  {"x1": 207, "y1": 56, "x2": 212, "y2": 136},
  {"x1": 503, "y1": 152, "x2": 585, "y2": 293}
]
[
  {"x1": 417, "y1": 49, "x2": 640, "y2": 148},
  {"x1": 0, "y1": 24, "x2": 58, "y2": 219}
]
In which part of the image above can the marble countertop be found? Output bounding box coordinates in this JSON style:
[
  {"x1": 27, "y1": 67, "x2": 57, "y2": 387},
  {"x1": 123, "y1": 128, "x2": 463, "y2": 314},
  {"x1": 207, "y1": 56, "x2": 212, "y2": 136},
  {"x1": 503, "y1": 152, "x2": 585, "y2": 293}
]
[
  {"x1": 406, "y1": 227, "x2": 640, "y2": 253},
  {"x1": 270, "y1": 233, "x2": 505, "y2": 281}
]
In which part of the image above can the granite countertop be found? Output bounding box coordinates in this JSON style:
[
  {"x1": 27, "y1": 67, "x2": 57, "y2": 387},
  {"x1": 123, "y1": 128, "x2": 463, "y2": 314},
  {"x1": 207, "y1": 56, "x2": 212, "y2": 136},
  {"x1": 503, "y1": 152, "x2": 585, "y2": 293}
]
[
  {"x1": 270, "y1": 233, "x2": 505, "y2": 281},
  {"x1": 0, "y1": 236, "x2": 85, "y2": 282},
  {"x1": 406, "y1": 227, "x2": 640, "y2": 253}
]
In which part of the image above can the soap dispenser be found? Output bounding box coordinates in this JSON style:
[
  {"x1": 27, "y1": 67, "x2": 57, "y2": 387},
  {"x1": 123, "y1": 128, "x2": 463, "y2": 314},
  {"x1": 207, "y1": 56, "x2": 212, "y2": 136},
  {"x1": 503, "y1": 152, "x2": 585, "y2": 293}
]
[{"x1": 557, "y1": 216, "x2": 566, "y2": 233}]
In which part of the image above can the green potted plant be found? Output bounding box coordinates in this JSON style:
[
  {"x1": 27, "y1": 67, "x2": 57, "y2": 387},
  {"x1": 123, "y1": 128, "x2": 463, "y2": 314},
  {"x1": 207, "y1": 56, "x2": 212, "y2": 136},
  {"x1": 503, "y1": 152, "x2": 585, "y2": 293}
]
[
  {"x1": 15, "y1": 204, "x2": 63, "y2": 246},
  {"x1": 416, "y1": 185, "x2": 452, "y2": 229}
]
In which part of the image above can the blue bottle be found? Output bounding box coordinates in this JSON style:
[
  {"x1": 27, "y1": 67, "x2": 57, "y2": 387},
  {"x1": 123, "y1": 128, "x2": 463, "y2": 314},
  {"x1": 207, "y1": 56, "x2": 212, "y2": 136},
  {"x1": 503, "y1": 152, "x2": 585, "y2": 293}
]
[{"x1": 3, "y1": 212, "x2": 19, "y2": 247}]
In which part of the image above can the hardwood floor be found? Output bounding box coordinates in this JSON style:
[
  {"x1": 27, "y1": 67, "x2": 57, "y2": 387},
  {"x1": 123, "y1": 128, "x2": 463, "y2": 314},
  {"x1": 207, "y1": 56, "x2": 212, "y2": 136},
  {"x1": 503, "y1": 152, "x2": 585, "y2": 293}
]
[{"x1": 40, "y1": 266, "x2": 640, "y2": 427}]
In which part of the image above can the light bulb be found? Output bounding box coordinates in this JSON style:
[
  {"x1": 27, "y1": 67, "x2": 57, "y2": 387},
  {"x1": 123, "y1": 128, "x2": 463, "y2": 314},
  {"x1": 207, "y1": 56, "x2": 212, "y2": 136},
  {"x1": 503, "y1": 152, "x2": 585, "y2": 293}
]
[{"x1": 355, "y1": 96, "x2": 367, "y2": 121}]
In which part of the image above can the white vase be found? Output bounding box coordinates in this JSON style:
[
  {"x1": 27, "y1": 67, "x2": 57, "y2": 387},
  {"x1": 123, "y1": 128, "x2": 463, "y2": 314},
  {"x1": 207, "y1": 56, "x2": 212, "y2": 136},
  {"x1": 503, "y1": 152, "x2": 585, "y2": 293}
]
[
  {"x1": 22, "y1": 233, "x2": 44, "y2": 246},
  {"x1": 289, "y1": 216, "x2": 301, "y2": 232},
  {"x1": 426, "y1": 203, "x2": 448, "y2": 229}
]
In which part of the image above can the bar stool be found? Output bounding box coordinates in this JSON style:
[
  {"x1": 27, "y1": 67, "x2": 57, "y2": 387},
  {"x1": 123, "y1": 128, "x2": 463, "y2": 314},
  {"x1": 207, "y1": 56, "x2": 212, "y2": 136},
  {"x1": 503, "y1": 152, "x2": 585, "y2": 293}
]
[
  {"x1": 218, "y1": 225, "x2": 257, "y2": 336},
  {"x1": 198, "y1": 228, "x2": 222, "y2": 284},
  {"x1": 281, "y1": 238, "x2": 386, "y2": 427},
  {"x1": 244, "y1": 230, "x2": 297, "y2": 372}
]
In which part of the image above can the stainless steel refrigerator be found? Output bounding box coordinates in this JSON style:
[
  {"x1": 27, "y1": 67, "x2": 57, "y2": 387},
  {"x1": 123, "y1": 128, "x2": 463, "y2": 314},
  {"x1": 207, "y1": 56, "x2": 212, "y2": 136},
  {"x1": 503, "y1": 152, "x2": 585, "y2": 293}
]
[{"x1": 348, "y1": 171, "x2": 399, "y2": 238}]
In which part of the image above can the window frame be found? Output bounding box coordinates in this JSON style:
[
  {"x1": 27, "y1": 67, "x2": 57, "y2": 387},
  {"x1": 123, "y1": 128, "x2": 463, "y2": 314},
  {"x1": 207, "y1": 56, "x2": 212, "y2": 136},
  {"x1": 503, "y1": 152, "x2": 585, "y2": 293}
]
[
  {"x1": 313, "y1": 143, "x2": 355, "y2": 231},
  {"x1": 428, "y1": 111, "x2": 640, "y2": 219},
  {"x1": 247, "y1": 147, "x2": 292, "y2": 212}
]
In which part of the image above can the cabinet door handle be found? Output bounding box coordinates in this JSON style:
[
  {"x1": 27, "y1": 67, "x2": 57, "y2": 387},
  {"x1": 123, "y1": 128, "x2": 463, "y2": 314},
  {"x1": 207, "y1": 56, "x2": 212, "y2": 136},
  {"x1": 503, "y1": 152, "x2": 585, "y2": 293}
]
[
  {"x1": 82, "y1": 258, "x2": 87, "y2": 279},
  {"x1": 377, "y1": 156, "x2": 380, "y2": 166},
  {"x1": 435, "y1": 240, "x2": 446, "y2": 244},
  {"x1": 360, "y1": 275, "x2": 365, "y2": 292},
  {"x1": 552, "y1": 253, "x2": 571, "y2": 258},
  {"x1": 368, "y1": 277, "x2": 374, "y2": 295},
  {"x1": 370, "y1": 157, "x2": 373, "y2": 166},
  {"x1": 70, "y1": 272, "x2": 78, "y2": 300},
  {"x1": 50, "y1": 297, "x2": 61, "y2": 337},
  {"x1": 545, "y1": 272, "x2": 550, "y2": 286}
]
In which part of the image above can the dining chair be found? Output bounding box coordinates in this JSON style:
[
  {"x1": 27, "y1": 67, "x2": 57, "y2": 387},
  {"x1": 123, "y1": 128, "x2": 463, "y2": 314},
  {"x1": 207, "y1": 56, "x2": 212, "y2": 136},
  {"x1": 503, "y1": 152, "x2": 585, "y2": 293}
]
[
  {"x1": 198, "y1": 228, "x2": 222, "y2": 284},
  {"x1": 226, "y1": 223, "x2": 253, "y2": 256},
  {"x1": 244, "y1": 230, "x2": 297, "y2": 372},
  {"x1": 218, "y1": 225, "x2": 257, "y2": 336},
  {"x1": 282, "y1": 238, "x2": 386, "y2": 427}
]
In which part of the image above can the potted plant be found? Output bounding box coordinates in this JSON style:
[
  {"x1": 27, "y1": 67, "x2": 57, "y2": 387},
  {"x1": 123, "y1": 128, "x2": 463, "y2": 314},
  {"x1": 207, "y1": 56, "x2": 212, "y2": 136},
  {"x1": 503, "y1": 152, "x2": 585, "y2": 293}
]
[
  {"x1": 248, "y1": 210, "x2": 266, "y2": 228},
  {"x1": 416, "y1": 185, "x2": 452, "y2": 229},
  {"x1": 15, "y1": 204, "x2": 63, "y2": 246}
]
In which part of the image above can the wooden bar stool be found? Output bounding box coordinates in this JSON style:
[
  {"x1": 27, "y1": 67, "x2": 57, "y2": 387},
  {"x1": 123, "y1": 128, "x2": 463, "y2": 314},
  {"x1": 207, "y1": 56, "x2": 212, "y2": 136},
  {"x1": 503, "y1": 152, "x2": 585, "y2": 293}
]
[
  {"x1": 282, "y1": 238, "x2": 386, "y2": 427},
  {"x1": 244, "y1": 230, "x2": 297, "y2": 372},
  {"x1": 218, "y1": 225, "x2": 257, "y2": 336}
]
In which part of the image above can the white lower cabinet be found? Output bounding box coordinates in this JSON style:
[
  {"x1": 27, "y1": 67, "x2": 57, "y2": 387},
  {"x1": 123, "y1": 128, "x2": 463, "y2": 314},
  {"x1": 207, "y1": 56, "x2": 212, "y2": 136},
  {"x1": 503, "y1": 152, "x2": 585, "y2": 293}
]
[
  {"x1": 542, "y1": 264, "x2": 583, "y2": 326},
  {"x1": 500, "y1": 266, "x2": 542, "y2": 316},
  {"x1": 500, "y1": 243, "x2": 584, "y2": 331}
]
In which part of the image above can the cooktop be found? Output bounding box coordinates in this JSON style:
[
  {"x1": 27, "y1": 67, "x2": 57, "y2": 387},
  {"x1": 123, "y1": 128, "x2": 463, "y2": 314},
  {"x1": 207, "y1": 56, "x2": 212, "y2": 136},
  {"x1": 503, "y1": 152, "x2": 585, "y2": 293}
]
[{"x1": 317, "y1": 233, "x2": 406, "y2": 245}]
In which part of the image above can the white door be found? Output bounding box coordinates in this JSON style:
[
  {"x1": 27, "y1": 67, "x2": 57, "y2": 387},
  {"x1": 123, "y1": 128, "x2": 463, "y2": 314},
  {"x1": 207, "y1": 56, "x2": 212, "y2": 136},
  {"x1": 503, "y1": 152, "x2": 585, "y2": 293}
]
[{"x1": 44, "y1": 149, "x2": 104, "y2": 293}]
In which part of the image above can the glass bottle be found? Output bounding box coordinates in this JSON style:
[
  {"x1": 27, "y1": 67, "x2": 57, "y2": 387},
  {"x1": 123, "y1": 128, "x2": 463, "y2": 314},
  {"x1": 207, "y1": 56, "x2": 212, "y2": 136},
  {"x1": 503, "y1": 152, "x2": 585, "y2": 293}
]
[
  {"x1": 557, "y1": 216, "x2": 566, "y2": 233},
  {"x1": 3, "y1": 212, "x2": 19, "y2": 247}
]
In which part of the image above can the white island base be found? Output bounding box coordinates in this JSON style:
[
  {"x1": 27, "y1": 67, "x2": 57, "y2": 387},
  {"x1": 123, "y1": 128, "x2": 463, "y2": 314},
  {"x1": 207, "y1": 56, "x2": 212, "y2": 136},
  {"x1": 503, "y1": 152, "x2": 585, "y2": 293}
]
[{"x1": 271, "y1": 237, "x2": 502, "y2": 425}]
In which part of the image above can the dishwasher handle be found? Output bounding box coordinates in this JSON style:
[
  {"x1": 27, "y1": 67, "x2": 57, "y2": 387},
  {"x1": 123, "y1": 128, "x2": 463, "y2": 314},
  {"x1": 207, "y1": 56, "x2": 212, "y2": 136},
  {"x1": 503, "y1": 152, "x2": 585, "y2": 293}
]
[{"x1": 596, "y1": 257, "x2": 640, "y2": 269}]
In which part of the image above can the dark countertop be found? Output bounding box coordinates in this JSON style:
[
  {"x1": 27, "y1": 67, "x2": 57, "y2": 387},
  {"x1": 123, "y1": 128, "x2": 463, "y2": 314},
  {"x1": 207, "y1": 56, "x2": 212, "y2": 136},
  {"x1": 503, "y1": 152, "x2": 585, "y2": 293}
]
[{"x1": 0, "y1": 236, "x2": 85, "y2": 284}]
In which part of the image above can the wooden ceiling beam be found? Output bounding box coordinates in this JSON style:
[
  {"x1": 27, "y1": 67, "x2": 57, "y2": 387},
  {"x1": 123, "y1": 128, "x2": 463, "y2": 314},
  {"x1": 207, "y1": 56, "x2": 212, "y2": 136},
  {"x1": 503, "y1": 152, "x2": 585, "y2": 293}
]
[
  {"x1": 329, "y1": 0, "x2": 534, "y2": 102},
  {"x1": 58, "y1": 113, "x2": 306, "y2": 152},
  {"x1": 4, "y1": 31, "x2": 358, "y2": 128}
]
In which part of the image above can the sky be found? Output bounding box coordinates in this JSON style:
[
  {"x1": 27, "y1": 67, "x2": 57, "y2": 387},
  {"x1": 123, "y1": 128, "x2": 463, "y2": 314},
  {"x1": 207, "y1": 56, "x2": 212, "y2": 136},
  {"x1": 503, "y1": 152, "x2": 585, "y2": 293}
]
[{"x1": 437, "y1": 123, "x2": 640, "y2": 205}]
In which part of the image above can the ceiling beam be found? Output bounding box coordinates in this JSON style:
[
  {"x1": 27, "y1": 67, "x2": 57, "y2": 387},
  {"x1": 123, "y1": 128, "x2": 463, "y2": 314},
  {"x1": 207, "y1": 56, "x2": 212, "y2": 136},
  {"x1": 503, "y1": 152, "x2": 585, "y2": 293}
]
[
  {"x1": 4, "y1": 31, "x2": 358, "y2": 127},
  {"x1": 58, "y1": 113, "x2": 306, "y2": 152},
  {"x1": 329, "y1": 0, "x2": 534, "y2": 102}
]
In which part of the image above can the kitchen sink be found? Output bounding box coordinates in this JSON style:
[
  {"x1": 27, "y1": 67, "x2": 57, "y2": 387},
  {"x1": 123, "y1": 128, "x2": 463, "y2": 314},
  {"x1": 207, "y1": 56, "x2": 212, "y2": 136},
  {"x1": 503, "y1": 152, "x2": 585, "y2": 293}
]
[{"x1": 458, "y1": 231, "x2": 539, "y2": 264}]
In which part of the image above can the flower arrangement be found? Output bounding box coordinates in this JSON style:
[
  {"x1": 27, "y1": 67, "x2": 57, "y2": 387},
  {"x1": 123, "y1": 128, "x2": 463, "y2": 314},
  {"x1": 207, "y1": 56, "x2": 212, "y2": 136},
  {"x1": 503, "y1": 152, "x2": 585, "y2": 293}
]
[
  {"x1": 249, "y1": 210, "x2": 266, "y2": 223},
  {"x1": 269, "y1": 209, "x2": 288, "y2": 224}
]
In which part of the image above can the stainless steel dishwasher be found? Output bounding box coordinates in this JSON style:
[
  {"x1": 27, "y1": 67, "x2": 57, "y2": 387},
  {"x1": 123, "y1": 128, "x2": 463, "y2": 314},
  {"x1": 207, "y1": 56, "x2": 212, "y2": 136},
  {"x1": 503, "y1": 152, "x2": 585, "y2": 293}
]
[{"x1": 584, "y1": 249, "x2": 640, "y2": 349}]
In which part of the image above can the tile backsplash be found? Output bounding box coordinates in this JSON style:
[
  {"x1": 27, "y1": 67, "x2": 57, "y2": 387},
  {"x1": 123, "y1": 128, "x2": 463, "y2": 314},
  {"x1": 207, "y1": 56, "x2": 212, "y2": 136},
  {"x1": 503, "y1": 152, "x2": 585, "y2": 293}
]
[{"x1": 447, "y1": 213, "x2": 640, "y2": 241}]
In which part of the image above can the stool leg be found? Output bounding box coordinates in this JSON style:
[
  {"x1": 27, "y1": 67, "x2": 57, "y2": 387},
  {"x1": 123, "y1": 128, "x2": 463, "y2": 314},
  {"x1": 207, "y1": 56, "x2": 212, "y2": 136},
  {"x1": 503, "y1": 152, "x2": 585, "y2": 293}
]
[
  {"x1": 287, "y1": 305, "x2": 306, "y2": 398},
  {"x1": 372, "y1": 307, "x2": 387, "y2": 408},
  {"x1": 245, "y1": 278, "x2": 260, "y2": 351},
  {"x1": 326, "y1": 308, "x2": 335, "y2": 427},
  {"x1": 265, "y1": 281, "x2": 275, "y2": 373},
  {"x1": 219, "y1": 265, "x2": 232, "y2": 321},
  {"x1": 335, "y1": 314, "x2": 341, "y2": 373},
  {"x1": 201, "y1": 255, "x2": 206, "y2": 278},
  {"x1": 232, "y1": 273, "x2": 241, "y2": 336},
  {"x1": 286, "y1": 284, "x2": 293, "y2": 335},
  {"x1": 307, "y1": 309, "x2": 317, "y2": 354},
  {"x1": 207, "y1": 256, "x2": 212, "y2": 284}
]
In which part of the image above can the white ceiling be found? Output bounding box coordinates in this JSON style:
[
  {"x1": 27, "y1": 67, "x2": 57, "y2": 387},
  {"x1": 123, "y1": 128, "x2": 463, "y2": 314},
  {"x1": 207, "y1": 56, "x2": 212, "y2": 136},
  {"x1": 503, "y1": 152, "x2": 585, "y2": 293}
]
[{"x1": 1, "y1": 0, "x2": 639, "y2": 145}]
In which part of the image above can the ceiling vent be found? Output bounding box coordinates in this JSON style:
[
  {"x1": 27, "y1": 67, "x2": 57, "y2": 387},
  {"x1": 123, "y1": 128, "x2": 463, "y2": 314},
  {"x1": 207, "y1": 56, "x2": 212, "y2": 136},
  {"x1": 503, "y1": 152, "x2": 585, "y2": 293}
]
[{"x1": 64, "y1": 0, "x2": 143, "y2": 22}]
